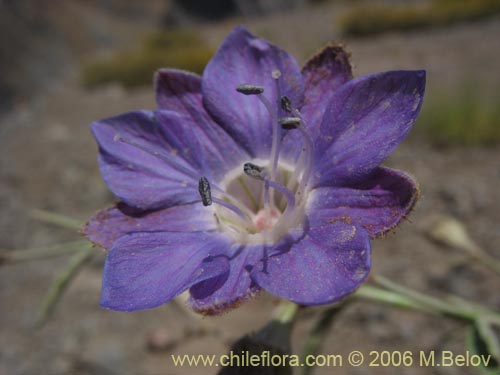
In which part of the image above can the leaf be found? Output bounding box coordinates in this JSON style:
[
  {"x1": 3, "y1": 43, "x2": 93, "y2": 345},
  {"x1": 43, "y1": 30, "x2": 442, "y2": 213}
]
[{"x1": 465, "y1": 323, "x2": 500, "y2": 375}]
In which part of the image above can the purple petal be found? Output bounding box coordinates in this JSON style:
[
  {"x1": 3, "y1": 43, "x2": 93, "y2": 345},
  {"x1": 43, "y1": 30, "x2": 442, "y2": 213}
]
[
  {"x1": 153, "y1": 110, "x2": 247, "y2": 181},
  {"x1": 202, "y1": 25, "x2": 304, "y2": 157},
  {"x1": 155, "y1": 68, "x2": 202, "y2": 112},
  {"x1": 92, "y1": 109, "x2": 246, "y2": 210},
  {"x1": 282, "y1": 45, "x2": 353, "y2": 162},
  {"x1": 312, "y1": 70, "x2": 426, "y2": 187},
  {"x1": 251, "y1": 225, "x2": 371, "y2": 305},
  {"x1": 83, "y1": 202, "x2": 217, "y2": 250},
  {"x1": 307, "y1": 167, "x2": 419, "y2": 238},
  {"x1": 100, "y1": 231, "x2": 230, "y2": 311},
  {"x1": 301, "y1": 45, "x2": 353, "y2": 134},
  {"x1": 188, "y1": 243, "x2": 265, "y2": 315},
  {"x1": 155, "y1": 69, "x2": 249, "y2": 172},
  {"x1": 92, "y1": 111, "x2": 199, "y2": 210}
]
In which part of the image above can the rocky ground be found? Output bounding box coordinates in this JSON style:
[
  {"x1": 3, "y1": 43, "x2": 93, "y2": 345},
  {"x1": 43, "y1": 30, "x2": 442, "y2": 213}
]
[{"x1": 1, "y1": 1, "x2": 499, "y2": 374}]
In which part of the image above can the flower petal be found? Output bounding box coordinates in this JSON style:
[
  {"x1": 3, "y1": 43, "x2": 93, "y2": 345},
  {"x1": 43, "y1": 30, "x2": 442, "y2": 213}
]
[
  {"x1": 155, "y1": 68, "x2": 202, "y2": 112},
  {"x1": 188, "y1": 243, "x2": 265, "y2": 315},
  {"x1": 307, "y1": 167, "x2": 419, "y2": 238},
  {"x1": 312, "y1": 70, "x2": 426, "y2": 187},
  {"x1": 92, "y1": 109, "x2": 246, "y2": 210},
  {"x1": 83, "y1": 202, "x2": 217, "y2": 250},
  {"x1": 282, "y1": 45, "x2": 353, "y2": 162},
  {"x1": 251, "y1": 224, "x2": 371, "y2": 305},
  {"x1": 202, "y1": 25, "x2": 304, "y2": 158},
  {"x1": 100, "y1": 231, "x2": 231, "y2": 311},
  {"x1": 92, "y1": 111, "x2": 198, "y2": 210},
  {"x1": 155, "y1": 69, "x2": 249, "y2": 173},
  {"x1": 301, "y1": 44, "x2": 353, "y2": 133},
  {"x1": 153, "y1": 110, "x2": 248, "y2": 181}
]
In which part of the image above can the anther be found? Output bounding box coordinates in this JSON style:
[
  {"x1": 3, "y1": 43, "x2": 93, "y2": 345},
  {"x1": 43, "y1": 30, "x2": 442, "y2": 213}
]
[
  {"x1": 243, "y1": 163, "x2": 267, "y2": 180},
  {"x1": 280, "y1": 96, "x2": 292, "y2": 113},
  {"x1": 236, "y1": 84, "x2": 264, "y2": 95},
  {"x1": 279, "y1": 117, "x2": 301, "y2": 130},
  {"x1": 198, "y1": 177, "x2": 212, "y2": 206},
  {"x1": 198, "y1": 177, "x2": 252, "y2": 224}
]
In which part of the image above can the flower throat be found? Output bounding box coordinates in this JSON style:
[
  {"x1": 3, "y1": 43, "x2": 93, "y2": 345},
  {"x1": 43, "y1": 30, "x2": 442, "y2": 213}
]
[{"x1": 198, "y1": 70, "x2": 315, "y2": 244}]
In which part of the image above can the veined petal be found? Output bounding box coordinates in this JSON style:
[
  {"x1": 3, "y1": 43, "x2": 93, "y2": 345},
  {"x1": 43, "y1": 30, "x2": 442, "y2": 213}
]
[
  {"x1": 92, "y1": 111, "x2": 199, "y2": 210},
  {"x1": 188, "y1": 243, "x2": 265, "y2": 315},
  {"x1": 155, "y1": 69, "x2": 249, "y2": 171},
  {"x1": 251, "y1": 224, "x2": 371, "y2": 305},
  {"x1": 92, "y1": 109, "x2": 246, "y2": 210},
  {"x1": 153, "y1": 110, "x2": 247, "y2": 180},
  {"x1": 202, "y1": 25, "x2": 304, "y2": 158},
  {"x1": 307, "y1": 167, "x2": 419, "y2": 238},
  {"x1": 155, "y1": 68, "x2": 203, "y2": 112},
  {"x1": 100, "y1": 231, "x2": 231, "y2": 311},
  {"x1": 312, "y1": 70, "x2": 426, "y2": 187},
  {"x1": 282, "y1": 45, "x2": 353, "y2": 162},
  {"x1": 83, "y1": 202, "x2": 217, "y2": 250},
  {"x1": 301, "y1": 44, "x2": 353, "y2": 133}
]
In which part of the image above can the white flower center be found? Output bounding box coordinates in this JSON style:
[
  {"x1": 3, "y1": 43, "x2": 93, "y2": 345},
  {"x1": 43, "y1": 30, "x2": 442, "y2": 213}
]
[{"x1": 210, "y1": 160, "x2": 307, "y2": 244}]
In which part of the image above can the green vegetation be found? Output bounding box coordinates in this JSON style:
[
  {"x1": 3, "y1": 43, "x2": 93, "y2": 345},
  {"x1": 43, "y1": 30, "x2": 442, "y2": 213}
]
[
  {"x1": 416, "y1": 85, "x2": 500, "y2": 146},
  {"x1": 339, "y1": 0, "x2": 500, "y2": 37},
  {"x1": 81, "y1": 29, "x2": 213, "y2": 88}
]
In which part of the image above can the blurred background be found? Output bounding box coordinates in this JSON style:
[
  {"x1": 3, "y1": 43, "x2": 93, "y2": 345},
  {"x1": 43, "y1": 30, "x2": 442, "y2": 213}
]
[{"x1": 1, "y1": 0, "x2": 499, "y2": 374}]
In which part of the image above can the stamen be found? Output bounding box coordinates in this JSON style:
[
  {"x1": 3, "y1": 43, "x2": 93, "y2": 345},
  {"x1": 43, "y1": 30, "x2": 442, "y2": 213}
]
[
  {"x1": 235, "y1": 77, "x2": 285, "y2": 209},
  {"x1": 236, "y1": 84, "x2": 264, "y2": 95},
  {"x1": 280, "y1": 96, "x2": 292, "y2": 113},
  {"x1": 290, "y1": 110, "x2": 314, "y2": 196},
  {"x1": 266, "y1": 179, "x2": 295, "y2": 211},
  {"x1": 244, "y1": 163, "x2": 295, "y2": 211},
  {"x1": 115, "y1": 133, "x2": 253, "y2": 217},
  {"x1": 243, "y1": 162, "x2": 267, "y2": 180},
  {"x1": 270, "y1": 71, "x2": 283, "y2": 184},
  {"x1": 198, "y1": 177, "x2": 251, "y2": 221},
  {"x1": 279, "y1": 117, "x2": 301, "y2": 130},
  {"x1": 198, "y1": 177, "x2": 212, "y2": 206},
  {"x1": 246, "y1": 93, "x2": 275, "y2": 209}
]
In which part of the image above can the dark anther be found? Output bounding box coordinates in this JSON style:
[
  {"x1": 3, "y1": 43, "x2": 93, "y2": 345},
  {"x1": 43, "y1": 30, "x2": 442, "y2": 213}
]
[
  {"x1": 243, "y1": 163, "x2": 266, "y2": 180},
  {"x1": 279, "y1": 117, "x2": 301, "y2": 130},
  {"x1": 280, "y1": 96, "x2": 292, "y2": 113},
  {"x1": 198, "y1": 177, "x2": 212, "y2": 206},
  {"x1": 236, "y1": 84, "x2": 264, "y2": 95}
]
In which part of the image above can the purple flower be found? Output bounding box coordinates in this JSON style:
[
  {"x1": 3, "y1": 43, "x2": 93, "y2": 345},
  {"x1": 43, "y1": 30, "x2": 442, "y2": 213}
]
[{"x1": 84, "y1": 26, "x2": 425, "y2": 314}]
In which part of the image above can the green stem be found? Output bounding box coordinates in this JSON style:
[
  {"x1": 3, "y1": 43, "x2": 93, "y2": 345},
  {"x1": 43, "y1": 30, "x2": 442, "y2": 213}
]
[
  {"x1": 373, "y1": 275, "x2": 474, "y2": 320},
  {"x1": 34, "y1": 245, "x2": 94, "y2": 328},
  {"x1": 30, "y1": 209, "x2": 82, "y2": 231},
  {"x1": 355, "y1": 275, "x2": 500, "y2": 324},
  {"x1": 356, "y1": 285, "x2": 436, "y2": 315}
]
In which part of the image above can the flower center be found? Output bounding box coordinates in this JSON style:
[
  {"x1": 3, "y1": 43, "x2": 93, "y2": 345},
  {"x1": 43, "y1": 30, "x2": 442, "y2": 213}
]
[
  {"x1": 204, "y1": 160, "x2": 305, "y2": 244},
  {"x1": 197, "y1": 73, "x2": 315, "y2": 244}
]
